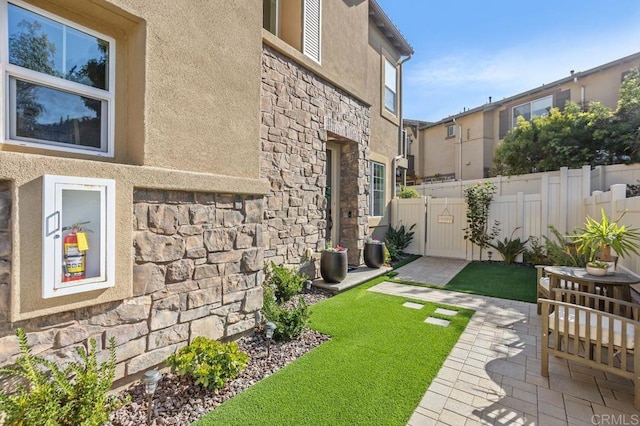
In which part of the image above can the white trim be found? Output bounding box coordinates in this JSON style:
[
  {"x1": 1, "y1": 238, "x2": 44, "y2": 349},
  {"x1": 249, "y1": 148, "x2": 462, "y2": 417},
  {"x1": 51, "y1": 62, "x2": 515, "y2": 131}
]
[
  {"x1": 42, "y1": 174, "x2": 115, "y2": 298},
  {"x1": 1, "y1": 0, "x2": 115, "y2": 156},
  {"x1": 371, "y1": 160, "x2": 385, "y2": 217}
]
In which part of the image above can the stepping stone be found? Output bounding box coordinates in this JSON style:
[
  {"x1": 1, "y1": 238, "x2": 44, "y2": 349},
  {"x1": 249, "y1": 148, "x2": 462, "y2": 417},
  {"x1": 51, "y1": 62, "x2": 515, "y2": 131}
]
[
  {"x1": 425, "y1": 317, "x2": 450, "y2": 327},
  {"x1": 403, "y1": 302, "x2": 424, "y2": 310},
  {"x1": 434, "y1": 308, "x2": 458, "y2": 317}
]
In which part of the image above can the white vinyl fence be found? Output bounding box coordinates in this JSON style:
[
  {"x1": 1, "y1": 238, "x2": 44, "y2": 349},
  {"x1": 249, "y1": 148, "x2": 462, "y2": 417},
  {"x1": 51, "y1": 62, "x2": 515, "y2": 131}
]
[{"x1": 392, "y1": 164, "x2": 640, "y2": 273}]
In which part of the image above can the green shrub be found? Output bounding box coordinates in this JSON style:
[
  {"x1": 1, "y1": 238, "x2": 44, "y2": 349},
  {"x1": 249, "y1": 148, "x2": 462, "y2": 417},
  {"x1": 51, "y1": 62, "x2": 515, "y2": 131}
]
[
  {"x1": 397, "y1": 186, "x2": 420, "y2": 199},
  {"x1": 523, "y1": 236, "x2": 549, "y2": 265},
  {"x1": 166, "y1": 337, "x2": 248, "y2": 390},
  {"x1": 264, "y1": 261, "x2": 307, "y2": 303},
  {"x1": 385, "y1": 223, "x2": 416, "y2": 260},
  {"x1": 543, "y1": 226, "x2": 590, "y2": 267},
  {"x1": 487, "y1": 228, "x2": 528, "y2": 265},
  {"x1": 0, "y1": 328, "x2": 121, "y2": 426},
  {"x1": 262, "y1": 297, "x2": 309, "y2": 341}
]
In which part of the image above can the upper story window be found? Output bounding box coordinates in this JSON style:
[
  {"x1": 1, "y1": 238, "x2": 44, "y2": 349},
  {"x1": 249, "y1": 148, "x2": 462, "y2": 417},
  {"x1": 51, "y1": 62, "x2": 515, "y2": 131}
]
[
  {"x1": 3, "y1": 1, "x2": 115, "y2": 157},
  {"x1": 370, "y1": 161, "x2": 385, "y2": 217},
  {"x1": 384, "y1": 58, "x2": 397, "y2": 115},
  {"x1": 512, "y1": 95, "x2": 552, "y2": 127},
  {"x1": 263, "y1": 0, "x2": 278, "y2": 34},
  {"x1": 263, "y1": 0, "x2": 321, "y2": 64},
  {"x1": 446, "y1": 124, "x2": 456, "y2": 138}
]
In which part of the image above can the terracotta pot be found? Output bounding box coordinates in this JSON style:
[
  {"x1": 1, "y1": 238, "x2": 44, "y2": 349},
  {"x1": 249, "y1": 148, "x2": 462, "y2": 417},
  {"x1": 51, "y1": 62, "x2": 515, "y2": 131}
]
[
  {"x1": 364, "y1": 242, "x2": 385, "y2": 268},
  {"x1": 320, "y1": 250, "x2": 348, "y2": 283}
]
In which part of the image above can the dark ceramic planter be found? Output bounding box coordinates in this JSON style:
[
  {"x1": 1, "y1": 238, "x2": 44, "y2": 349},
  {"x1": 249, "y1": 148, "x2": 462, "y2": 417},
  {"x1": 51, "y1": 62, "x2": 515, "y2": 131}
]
[
  {"x1": 364, "y1": 242, "x2": 385, "y2": 268},
  {"x1": 320, "y1": 250, "x2": 348, "y2": 283}
]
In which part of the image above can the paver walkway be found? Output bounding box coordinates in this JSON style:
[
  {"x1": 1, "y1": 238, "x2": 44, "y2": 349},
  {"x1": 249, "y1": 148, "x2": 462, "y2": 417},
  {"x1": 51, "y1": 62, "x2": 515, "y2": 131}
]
[
  {"x1": 392, "y1": 256, "x2": 469, "y2": 286},
  {"x1": 369, "y1": 281, "x2": 639, "y2": 425}
]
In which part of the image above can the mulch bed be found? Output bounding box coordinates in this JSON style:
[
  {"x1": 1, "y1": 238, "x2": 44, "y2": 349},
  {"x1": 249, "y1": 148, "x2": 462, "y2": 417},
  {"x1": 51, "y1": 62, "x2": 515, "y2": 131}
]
[{"x1": 108, "y1": 287, "x2": 332, "y2": 425}]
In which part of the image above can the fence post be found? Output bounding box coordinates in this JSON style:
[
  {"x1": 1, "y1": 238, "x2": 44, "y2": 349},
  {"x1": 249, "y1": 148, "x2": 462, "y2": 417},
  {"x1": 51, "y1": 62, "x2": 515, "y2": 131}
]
[
  {"x1": 559, "y1": 167, "x2": 569, "y2": 235},
  {"x1": 611, "y1": 184, "x2": 627, "y2": 217},
  {"x1": 541, "y1": 172, "x2": 549, "y2": 237}
]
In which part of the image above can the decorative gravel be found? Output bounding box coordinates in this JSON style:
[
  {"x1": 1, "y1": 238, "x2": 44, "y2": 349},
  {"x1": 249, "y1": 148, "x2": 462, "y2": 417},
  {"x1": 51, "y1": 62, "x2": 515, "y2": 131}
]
[{"x1": 108, "y1": 287, "x2": 332, "y2": 425}]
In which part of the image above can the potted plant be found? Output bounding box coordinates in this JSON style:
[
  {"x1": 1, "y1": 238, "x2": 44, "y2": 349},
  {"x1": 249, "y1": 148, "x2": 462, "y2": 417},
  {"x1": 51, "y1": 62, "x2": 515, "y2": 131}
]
[
  {"x1": 320, "y1": 243, "x2": 348, "y2": 283},
  {"x1": 364, "y1": 237, "x2": 386, "y2": 268},
  {"x1": 585, "y1": 260, "x2": 609, "y2": 276},
  {"x1": 572, "y1": 208, "x2": 640, "y2": 274}
]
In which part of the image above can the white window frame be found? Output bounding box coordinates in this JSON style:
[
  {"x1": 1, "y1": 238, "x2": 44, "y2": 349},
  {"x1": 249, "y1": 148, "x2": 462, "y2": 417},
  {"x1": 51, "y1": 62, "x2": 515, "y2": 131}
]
[
  {"x1": 512, "y1": 95, "x2": 552, "y2": 128},
  {"x1": 446, "y1": 124, "x2": 456, "y2": 138},
  {"x1": 42, "y1": 174, "x2": 116, "y2": 298},
  {"x1": 370, "y1": 161, "x2": 385, "y2": 217},
  {"x1": 384, "y1": 57, "x2": 397, "y2": 115},
  {"x1": 0, "y1": 0, "x2": 115, "y2": 157}
]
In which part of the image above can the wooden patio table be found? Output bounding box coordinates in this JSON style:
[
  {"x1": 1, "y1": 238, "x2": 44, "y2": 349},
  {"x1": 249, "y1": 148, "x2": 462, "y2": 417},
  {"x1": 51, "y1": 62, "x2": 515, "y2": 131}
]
[{"x1": 544, "y1": 265, "x2": 640, "y2": 303}]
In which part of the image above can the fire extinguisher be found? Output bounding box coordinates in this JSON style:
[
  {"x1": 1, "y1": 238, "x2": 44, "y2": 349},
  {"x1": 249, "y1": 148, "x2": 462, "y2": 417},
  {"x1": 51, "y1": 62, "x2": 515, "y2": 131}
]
[{"x1": 62, "y1": 222, "x2": 90, "y2": 282}]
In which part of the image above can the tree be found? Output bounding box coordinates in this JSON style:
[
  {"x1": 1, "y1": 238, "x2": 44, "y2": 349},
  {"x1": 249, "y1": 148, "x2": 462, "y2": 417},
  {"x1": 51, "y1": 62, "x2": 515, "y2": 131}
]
[
  {"x1": 463, "y1": 182, "x2": 500, "y2": 261},
  {"x1": 493, "y1": 68, "x2": 640, "y2": 175}
]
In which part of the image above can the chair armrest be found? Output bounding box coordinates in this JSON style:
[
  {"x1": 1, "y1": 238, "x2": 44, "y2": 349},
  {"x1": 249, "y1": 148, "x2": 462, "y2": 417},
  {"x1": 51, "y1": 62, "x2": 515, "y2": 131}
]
[{"x1": 553, "y1": 288, "x2": 640, "y2": 319}]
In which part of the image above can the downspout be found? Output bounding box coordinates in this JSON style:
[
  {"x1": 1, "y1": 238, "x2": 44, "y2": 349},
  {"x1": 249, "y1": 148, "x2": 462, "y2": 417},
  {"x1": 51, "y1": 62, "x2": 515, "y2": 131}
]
[{"x1": 394, "y1": 53, "x2": 413, "y2": 199}]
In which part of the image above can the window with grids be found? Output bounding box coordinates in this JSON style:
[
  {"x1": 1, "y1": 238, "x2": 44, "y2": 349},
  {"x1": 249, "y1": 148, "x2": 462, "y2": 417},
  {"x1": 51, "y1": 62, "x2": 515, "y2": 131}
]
[
  {"x1": 512, "y1": 95, "x2": 552, "y2": 128},
  {"x1": 371, "y1": 161, "x2": 385, "y2": 217},
  {"x1": 3, "y1": 1, "x2": 115, "y2": 156},
  {"x1": 384, "y1": 58, "x2": 397, "y2": 114},
  {"x1": 446, "y1": 124, "x2": 456, "y2": 138}
]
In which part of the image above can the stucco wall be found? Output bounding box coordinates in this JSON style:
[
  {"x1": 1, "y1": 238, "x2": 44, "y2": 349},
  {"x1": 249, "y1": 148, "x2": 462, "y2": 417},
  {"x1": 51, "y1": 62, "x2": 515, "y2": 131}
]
[{"x1": 3, "y1": 0, "x2": 263, "y2": 179}]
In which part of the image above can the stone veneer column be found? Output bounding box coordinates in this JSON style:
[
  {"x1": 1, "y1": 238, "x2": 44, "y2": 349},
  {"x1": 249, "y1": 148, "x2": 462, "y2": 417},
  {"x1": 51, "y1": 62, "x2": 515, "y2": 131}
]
[
  {"x1": 260, "y1": 46, "x2": 370, "y2": 274},
  {"x1": 0, "y1": 189, "x2": 264, "y2": 386},
  {"x1": 0, "y1": 181, "x2": 11, "y2": 324}
]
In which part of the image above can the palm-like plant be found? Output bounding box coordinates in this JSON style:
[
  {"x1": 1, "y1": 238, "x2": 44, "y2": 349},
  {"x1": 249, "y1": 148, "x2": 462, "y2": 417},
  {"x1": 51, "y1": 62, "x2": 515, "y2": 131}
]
[{"x1": 571, "y1": 208, "x2": 640, "y2": 261}]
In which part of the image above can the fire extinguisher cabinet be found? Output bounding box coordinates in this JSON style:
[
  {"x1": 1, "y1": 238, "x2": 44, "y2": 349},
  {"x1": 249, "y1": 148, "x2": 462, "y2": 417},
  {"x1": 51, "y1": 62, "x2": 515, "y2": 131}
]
[{"x1": 42, "y1": 175, "x2": 116, "y2": 298}]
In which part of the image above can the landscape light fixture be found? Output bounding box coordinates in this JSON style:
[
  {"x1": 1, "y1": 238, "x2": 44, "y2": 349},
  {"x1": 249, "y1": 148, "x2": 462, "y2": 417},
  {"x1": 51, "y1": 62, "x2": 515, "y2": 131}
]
[
  {"x1": 141, "y1": 369, "x2": 162, "y2": 425},
  {"x1": 305, "y1": 280, "x2": 312, "y2": 290},
  {"x1": 265, "y1": 321, "x2": 276, "y2": 358},
  {"x1": 487, "y1": 251, "x2": 493, "y2": 261}
]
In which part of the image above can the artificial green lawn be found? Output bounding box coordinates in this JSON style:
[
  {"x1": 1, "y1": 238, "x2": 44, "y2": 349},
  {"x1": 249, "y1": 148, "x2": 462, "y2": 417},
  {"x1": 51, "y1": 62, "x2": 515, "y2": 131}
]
[
  {"x1": 443, "y1": 261, "x2": 537, "y2": 303},
  {"x1": 195, "y1": 276, "x2": 472, "y2": 425}
]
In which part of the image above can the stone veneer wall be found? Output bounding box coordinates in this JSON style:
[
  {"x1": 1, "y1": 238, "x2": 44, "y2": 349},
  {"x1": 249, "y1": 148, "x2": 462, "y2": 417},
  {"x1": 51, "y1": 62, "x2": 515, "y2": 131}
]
[
  {"x1": 0, "y1": 181, "x2": 10, "y2": 324},
  {"x1": 260, "y1": 46, "x2": 371, "y2": 270},
  {"x1": 0, "y1": 189, "x2": 264, "y2": 385}
]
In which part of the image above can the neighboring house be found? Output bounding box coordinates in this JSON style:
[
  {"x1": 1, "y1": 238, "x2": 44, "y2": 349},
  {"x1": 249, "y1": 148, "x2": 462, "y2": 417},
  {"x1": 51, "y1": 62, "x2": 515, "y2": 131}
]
[
  {"x1": 261, "y1": 0, "x2": 412, "y2": 267},
  {"x1": 0, "y1": 0, "x2": 411, "y2": 385},
  {"x1": 407, "y1": 52, "x2": 640, "y2": 182}
]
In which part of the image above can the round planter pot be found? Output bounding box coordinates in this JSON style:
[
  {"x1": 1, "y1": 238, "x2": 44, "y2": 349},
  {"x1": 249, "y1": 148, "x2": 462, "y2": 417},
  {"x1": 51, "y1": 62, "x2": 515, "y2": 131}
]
[
  {"x1": 320, "y1": 250, "x2": 348, "y2": 283},
  {"x1": 586, "y1": 265, "x2": 608, "y2": 276},
  {"x1": 364, "y1": 242, "x2": 385, "y2": 268}
]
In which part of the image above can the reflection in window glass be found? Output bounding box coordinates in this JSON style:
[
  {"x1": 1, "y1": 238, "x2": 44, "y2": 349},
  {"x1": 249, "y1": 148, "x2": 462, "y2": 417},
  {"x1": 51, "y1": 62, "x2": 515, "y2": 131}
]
[
  {"x1": 8, "y1": 3, "x2": 109, "y2": 90},
  {"x1": 384, "y1": 59, "x2": 397, "y2": 114},
  {"x1": 512, "y1": 95, "x2": 552, "y2": 127},
  {"x1": 371, "y1": 162, "x2": 385, "y2": 216},
  {"x1": 14, "y1": 80, "x2": 103, "y2": 149}
]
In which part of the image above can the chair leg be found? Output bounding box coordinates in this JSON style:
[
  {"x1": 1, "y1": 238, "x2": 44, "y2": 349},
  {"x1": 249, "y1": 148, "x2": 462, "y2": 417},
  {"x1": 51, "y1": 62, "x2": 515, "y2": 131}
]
[{"x1": 541, "y1": 332, "x2": 549, "y2": 377}]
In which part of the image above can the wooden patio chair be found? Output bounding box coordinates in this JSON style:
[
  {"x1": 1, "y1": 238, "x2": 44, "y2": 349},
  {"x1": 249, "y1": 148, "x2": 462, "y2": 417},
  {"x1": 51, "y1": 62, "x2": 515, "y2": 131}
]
[
  {"x1": 540, "y1": 288, "x2": 640, "y2": 409},
  {"x1": 536, "y1": 265, "x2": 605, "y2": 314}
]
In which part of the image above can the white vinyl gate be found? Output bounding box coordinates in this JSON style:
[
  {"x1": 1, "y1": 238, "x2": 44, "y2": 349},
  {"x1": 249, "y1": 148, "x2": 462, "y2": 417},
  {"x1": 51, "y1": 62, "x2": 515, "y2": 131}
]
[{"x1": 426, "y1": 197, "x2": 467, "y2": 259}]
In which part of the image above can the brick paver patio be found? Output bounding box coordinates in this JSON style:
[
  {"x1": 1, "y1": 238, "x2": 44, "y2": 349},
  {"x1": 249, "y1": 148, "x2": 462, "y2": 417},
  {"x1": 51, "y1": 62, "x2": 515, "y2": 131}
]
[{"x1": 370, "y1": 259, "x2": 639, "y2": 425}]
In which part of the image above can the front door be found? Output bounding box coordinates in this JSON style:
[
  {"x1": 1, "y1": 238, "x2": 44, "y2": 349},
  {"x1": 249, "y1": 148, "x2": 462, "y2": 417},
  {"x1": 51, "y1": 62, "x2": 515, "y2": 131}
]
[{"x1": 326, "y1": 143, "x2": 340, "y2": 246}]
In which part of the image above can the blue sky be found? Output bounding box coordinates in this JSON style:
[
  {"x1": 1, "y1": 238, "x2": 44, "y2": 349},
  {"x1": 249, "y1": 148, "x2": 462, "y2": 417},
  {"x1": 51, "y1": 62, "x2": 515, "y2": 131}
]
[{"x1": 377, "y1": 0, "x2": 640, "y2": 123}]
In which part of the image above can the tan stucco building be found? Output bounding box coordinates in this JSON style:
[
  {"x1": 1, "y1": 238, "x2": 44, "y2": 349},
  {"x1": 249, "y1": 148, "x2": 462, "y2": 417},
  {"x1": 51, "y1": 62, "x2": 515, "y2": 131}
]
[
  {"x1": 0, "y1": 0, "x2": 412, "y2": 385},
  {"x1": 405, "y1": 52, "x2": 640, "y2": 182}
]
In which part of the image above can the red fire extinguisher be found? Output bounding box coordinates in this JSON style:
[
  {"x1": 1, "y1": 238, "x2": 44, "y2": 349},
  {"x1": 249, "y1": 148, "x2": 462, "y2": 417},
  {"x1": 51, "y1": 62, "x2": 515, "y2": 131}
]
[{"x1": 62, "y1": 222, "x2": 90, "y2": 282}]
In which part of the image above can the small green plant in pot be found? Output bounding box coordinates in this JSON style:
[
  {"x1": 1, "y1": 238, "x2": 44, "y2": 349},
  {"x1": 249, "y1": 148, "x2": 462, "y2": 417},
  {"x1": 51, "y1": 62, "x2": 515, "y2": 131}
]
[{"x1": 571, "y1": 208, "x2": 640, "y2": 265}]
